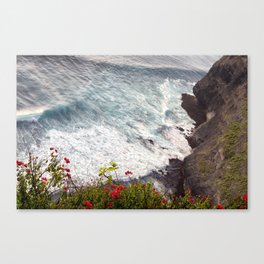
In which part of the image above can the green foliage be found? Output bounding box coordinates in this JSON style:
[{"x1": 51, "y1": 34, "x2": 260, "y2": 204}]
[
  {"x1": 198, "y1": 158, "x2": 214, "y2": 178},
  {"x1": 217, "y1": 104, "x2": 247, "y2": 205},
  {"x1": 223, "y1": 122, "x2": 244, "y2": 158},
  {"x1": 17, "y1": 150, "x2": 247, "y2": 209},
  {"x1": 16, "y1": 149, "x2": 75, "y2": 209}
]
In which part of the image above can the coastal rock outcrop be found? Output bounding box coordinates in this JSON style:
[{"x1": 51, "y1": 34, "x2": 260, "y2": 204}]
[{"x1": 181, "y1": 56, "x2": 247, "y2": 205}]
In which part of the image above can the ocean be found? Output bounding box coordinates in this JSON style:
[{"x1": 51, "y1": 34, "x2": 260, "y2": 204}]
[{"x1": 17, "y1": 55, "x2": 219, "y2": 182}]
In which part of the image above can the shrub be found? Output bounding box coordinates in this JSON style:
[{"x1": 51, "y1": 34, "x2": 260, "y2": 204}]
[
  {"x1": 16, "y1": 149, "x2": 248, "y2": 210},
  {"x1": 16, "y1": 148, "x2": 77, "y2": 209}
]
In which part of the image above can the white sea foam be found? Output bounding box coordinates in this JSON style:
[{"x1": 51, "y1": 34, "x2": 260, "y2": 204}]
[
  {"x1": 17, "y1": 56, "x2": 220, "y2": 180},
  {"x1": 20, "y1": 123, "x2": 192, "y2": 182}
]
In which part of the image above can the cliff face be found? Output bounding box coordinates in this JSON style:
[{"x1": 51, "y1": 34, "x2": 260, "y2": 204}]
[{"x1": 182, "y1": 56, "x2": 247, "y2": 205}]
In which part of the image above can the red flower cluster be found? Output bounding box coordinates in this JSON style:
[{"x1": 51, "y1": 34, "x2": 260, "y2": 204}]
[
  {"x1": 63, "y1": 186, "x2": 68, "y2": 191},
  {"x1": 83, "y1": 200, "x2": 93, "y2": 209},
  {"x1": 50, "y1": 147, "x2": 58, "y2": 153},
  {"x1": 109, "y1": 186, "x2": 126, "y2": 199},
  {"x1": 66, "y1": 173, "x2": 71, "y2": 179},
  {"x1": 64, "y1": 157, "x2": 70, "y2": 164},
  {"x1": 242, "y1": 193, "x2": 248, "y2": 202},
  {"x1": 16, "y1": 160, "x2": 24, "y2": 166},
  {"x1": 64, "y1": 168, "x2": 70, "y2": 172},
  {"x1": 216, "y1": 203, "x2": 224, "y2": 209},
  {"x1": 161, "y1": 198, "x2": 167, "y2": 204},
  {"x1": 42, "y1": 177, "x2": 47, "y2": 182},
  {"x1": 125, "y1": 170, "x2": 133, "y2": 176}
]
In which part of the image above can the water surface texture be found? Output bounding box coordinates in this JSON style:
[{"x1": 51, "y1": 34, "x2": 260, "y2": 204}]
[{"x1": 17, "y1": 55, "x2": 219, "y2": 181}]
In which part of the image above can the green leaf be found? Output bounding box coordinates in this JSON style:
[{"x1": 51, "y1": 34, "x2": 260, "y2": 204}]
[
  {"x1": 98, "y1": 167, "x2": 107, "y2": 176},
  {"x1": 107, "y1": 176, "x2": 113, "y2": 183},
  {"x1": 106, "y1": 167, "x2": 118, "y2": 172},
  {"x1": 109, "y1": 161, "x2": 118, "y2": 168}
]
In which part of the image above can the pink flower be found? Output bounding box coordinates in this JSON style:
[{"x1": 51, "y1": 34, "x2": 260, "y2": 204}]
[
  {"x1": 16, "y1": 160, "x2": 24, "y2": 166},
  {"x1": 64, "y1": 157, "x2": 70, "y2": 164},
  {"x1": 83, "y1": 200, "x2": 93, "y2": 209},
  {"x1": 42, "y1": 177, "x2": 47, "y2": 181}
]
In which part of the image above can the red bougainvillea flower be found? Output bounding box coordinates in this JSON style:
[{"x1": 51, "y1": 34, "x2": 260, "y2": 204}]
[
  {"x1": 50, "y1": 147, "x2": 54, "y2": 150},
  {"x1": 125, "y1": 170, "x2": 133, "y2": 175},
  {"x1": 66, "y1": 173, "x2": 71, "y2": 179},
  {"x1": 64, "y1": 168, "x2": 70, "y2": 172},
  {"x1": 16, "y1": 160, "x2": 24, "y2": 166},
  {"x1": 106, "y1": 202, "x2": 113, "y2": 208},
  {"x1": 240, "y1": 205, "x2": 247, "y2": 209},
  {"x1": 109, "y1": 189, "x2": 121, "y2": 199},
  {"x1": 83, "y1": 200, "x2": 93, "y2": 209},
  {"x1": 42, "y1": 177, "x2": 47, "y2": 181},
  {"x1": 216, "y1": 203, "x2": 224, "y2": 209},
  {"x1": 161, "y1": 198, "x2": 167, "y2": 204},
  {"x1": 63, "y1": 186, "x2": 68, "y2": 191},
  {"x1": 242, "y1": 193, "x2": 248, "y2": 202},
  {"x1": 23, "y1": 163, "x2": 28, "y2": 168},
  {"x1": 117, "y1": 186, "x2": 127, "y2": 191},
  {"x1": 109, "y1": 186, "x2": 126, "y2": 199},
  {"x1": 64, "y1": 157, "x2": 70, "y2": 164}
]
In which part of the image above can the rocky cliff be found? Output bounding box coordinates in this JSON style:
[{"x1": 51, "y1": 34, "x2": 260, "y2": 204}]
[{"x1": 181, "y1": 56, "x2": 248, "y2": 205}]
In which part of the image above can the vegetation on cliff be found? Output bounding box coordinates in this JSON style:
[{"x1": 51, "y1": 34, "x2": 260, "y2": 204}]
[
  {"x1": 16, "y1": 149, "x2": 247, "y2": 209},
  {"x1": 182, "y1": 56, "x2": 247, "y2": 206}
]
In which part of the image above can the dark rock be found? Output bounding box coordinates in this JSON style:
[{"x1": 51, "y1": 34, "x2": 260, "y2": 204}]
[
  {"x1": 182, "y1": 55, "x2": 248, "y2": 205},
  {"x1": 176, "y1": 126, "x2": 184, "y2": 132},
  {"x1": 136, "y1": 158, "x2": 185, "y2": 196},
  {"x1": 181, "y1": 93, "x2": 206, "y2": 128}
]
